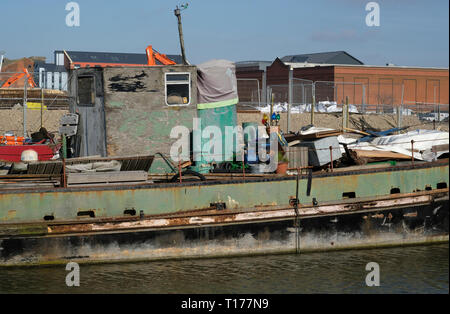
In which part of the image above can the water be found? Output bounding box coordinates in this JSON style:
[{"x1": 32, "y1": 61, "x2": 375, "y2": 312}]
[{"x1": 0, "y1": 244, "x2": 448, "y2": 294}]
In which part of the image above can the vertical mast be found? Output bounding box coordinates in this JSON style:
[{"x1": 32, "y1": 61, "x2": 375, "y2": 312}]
[{"x1": 174, "y1": 5, "x2": 188, "y2": 65}]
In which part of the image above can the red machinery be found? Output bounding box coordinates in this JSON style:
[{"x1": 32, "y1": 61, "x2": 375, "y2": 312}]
[{"x1": 1, "y1": 68, "x2": 37, "y2": 88}]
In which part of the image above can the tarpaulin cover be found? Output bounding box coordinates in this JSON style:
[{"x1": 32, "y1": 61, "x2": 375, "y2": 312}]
[{"x1": 196, "y1": 60, "x2": 239, "y2": 109}]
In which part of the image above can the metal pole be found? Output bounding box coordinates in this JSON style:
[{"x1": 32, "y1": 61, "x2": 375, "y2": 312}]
[
  {"x1": 0, "y1": 51, "x2": 5, "y2": 73},
  {"x1": 62, "y1": 157, "x2": 67, "y2": 188},
  {"x1": 41, "y1": 88, "x2": 44, "y2": 128},
  {"x1": 261, "y1": 70, "x2": 267, "y2": 108},
  {"x1": 257, "y1": 79, "x2": 261, "y2": 108},
  {"x1": 302, "y1": 84, "x2": 305, "y2": 105},
  {"x1": 398, "y1": 84, "x2": 404, "y2": 133},
  {"x1": 362, "y1": 85, "x2": 366, "y2": 114},
  {"x1": 62, "y1": 134, "x2": 67, "y2": 159},
  {"x1": 174, "y1": 7, "x2": 188, "y2": 65},
  {"x1": 287, "y1": 68, "x2": 293, "y2": 133},
  {"x1": 23, "y1": 77, "x2": 28, "y2": 138},
  {"x1": 438, "y1": 104, "x2": 441, "y2": 123},
  {"x1": 311, "y1": 83, "x2": 315, "y2": 125},
  {"x1": 346, "y1": 96, "x2": 349, "y2": 131},
  {"x1": 270, "y1": 93, "x2": 274, "y2": 126}
]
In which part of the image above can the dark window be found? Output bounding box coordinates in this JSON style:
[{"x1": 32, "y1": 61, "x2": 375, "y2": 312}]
[
  {"x1": 77, "y1": 76, "x2": 95, "y2": 106},
  {"x1": 390, "y1": 188, "x2": 401, "y2": 194},
  {"x1": 166, "y1": 74, "x2": 190, "y2": 82},
  {"x1": 342, "y1": 192, "x2": 356, "y2": 199},
  {"x1": 124, "y1": 209, "x2": 137, "y2": 216},
  {"x1": 77, "y1": 210, "x2": 95, "y2": 218}
]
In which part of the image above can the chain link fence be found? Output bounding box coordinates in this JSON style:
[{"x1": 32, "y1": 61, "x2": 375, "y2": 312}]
[
  {"x1": 237, "y1": 78, "x2": 449, "y2": 124},
  {"x1": 0, "y1": 72, "x2": 70, "y2": 110},
  {"x1": 236, "y1": 78, "x2": 261, "y2": 110}
]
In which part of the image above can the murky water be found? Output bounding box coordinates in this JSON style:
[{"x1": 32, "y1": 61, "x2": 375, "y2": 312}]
[{"x1": 0, "y1": 244, "x2": 447, "y2": 294}]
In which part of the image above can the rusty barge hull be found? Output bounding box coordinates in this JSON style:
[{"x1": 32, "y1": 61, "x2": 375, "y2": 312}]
[
  {"x1": 0, "y1": 197, "x2": 448, "y2": 266},
  {"x1": 0, "y1": 161, "x2": 448, "y2": 266}
]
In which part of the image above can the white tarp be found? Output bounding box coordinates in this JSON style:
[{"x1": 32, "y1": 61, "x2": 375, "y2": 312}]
[
  {"x1": 347, "y1": 129, "x2": 449, "y2": 161},
  {"x1": 259, "y1": 101, "x2": 358, "y2": 114}
]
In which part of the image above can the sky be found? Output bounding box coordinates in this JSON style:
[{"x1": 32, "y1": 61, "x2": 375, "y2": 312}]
[{"x1": 0, "y1": 0, "x2": 448, "y2": 67}]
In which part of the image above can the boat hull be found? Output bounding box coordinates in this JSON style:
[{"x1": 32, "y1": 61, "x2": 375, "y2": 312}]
[
  {"x1": 1, "y1": 198, "x2": 447, "y2": 266},
  {"x1": 0, "y1": 161, "x2": 448, "y2": 266}
]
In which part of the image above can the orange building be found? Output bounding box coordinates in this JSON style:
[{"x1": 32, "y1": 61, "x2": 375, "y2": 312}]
[{"x1": 236, "y1": 53, "x2": 449, "y2": 110}]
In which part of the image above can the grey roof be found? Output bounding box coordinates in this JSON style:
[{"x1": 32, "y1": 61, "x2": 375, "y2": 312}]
[
  {"x1": 235, "y1": 60, "x2": 272, "y2": 71},
  {"x1": 64, "y1": 50, "x2": 182, "y2": 65},
  {"x1": 281, "y1": 51, "x2": 364, "y2": 65}
]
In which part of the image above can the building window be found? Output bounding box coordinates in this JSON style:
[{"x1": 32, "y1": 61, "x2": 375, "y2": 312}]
[
  {"x1": 165, "y1": 73, "x2": 190, "y2": 106},
  {"x1": 77, "y1": 76, "x2": 95, "y2": 106}
]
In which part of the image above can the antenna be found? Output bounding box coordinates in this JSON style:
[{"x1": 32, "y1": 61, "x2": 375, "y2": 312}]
[
  {"x1": 0, "y1": 51, "x2": 5, "y2": 72},
  {"x1": 174, "y1": 4, "x2": 189, "y2": 65}
]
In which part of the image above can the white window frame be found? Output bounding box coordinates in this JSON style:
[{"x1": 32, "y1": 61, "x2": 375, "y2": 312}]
[{"x1": 165, "y1": 72, "x2": 191, "y2": 106}]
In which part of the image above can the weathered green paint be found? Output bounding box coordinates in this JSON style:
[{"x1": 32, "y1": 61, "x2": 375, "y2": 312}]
[
  {"x1": 194, "y1": 104, "x2": 238, "y2": 173},
  {"x1": 0, "y1": 164, "x2": 448, "y2": 224},
  {"x1": 101, "y1": 66, "x2": 198, "y2": 162}
]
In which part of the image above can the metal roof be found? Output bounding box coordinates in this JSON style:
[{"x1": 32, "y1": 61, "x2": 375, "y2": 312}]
[
  {"x1": 235, "y1": 61, "x2": 272, "y2": 71},
  {"x1": 281, "y1": 51, "x2": 364, "y2": 65},
  {"x1": 284, "y1": 62, "x2": 449, "y2": 71},
  {"x1": 64, "y1": 50, "x2": 183, "y2": 66}
]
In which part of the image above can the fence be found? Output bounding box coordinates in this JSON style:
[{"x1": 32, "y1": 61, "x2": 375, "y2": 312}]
[
  {"x1": 237, "y1": 78, "x2": 449, "y2": 123},
  {"x1": 0, "y1": 72, "x2": 70, "y2": 110},
  {"x1": 236, "y1": 78, "x2": 261, "y2": 110}
]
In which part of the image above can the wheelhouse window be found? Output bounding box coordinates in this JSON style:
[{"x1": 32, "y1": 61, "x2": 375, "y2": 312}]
[
  {"x1": 165, "y1": 73, "x2": 191, "y2": 106},
  {"x1": 77, "y1": 76, "x2": 95, "y2": 106}
]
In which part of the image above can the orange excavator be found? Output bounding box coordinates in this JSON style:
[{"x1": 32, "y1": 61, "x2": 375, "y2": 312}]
[
  {"x1": 146, "y1": 45, "x2": 176, "y2": 66},
  {"x1": 1, "y1": 68, "x2": 37, "y2": 88}
]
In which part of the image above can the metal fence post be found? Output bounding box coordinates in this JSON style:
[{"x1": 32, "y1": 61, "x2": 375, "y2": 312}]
[
  {"x1": 302, "y1": 84, "x2": 305, "y2": 105},
  {"x1": 288, "y1": 68, "x2": 293, "y2": 133},
  {"x1": 262, "y1": 71, "x2": 267, "y2": 107},
  {"x1": 311, "y1": 83, "x2": 315, "y2": 125},
  {"x1": 362, "y1": 85, "x2": 366, "y2": 114},
  {"x1": 438, "y1": 104, "x2": 441, "y2": 123},
  {"x1": 23, "y1": 77, "x2": 28, "y2": 138}
]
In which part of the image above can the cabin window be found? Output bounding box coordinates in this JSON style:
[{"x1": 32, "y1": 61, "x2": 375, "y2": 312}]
[
  {"x1": 77, "y1": 76, "x2": 95, "y2": 106},
  {"x1": 165, "y1": 73, "x2": 191, "y2": 106}
]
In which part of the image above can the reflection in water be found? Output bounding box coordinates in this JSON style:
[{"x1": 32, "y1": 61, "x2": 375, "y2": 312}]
[{"x1": 0, "y1": 244, "x2": 448, "y2": 294}]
